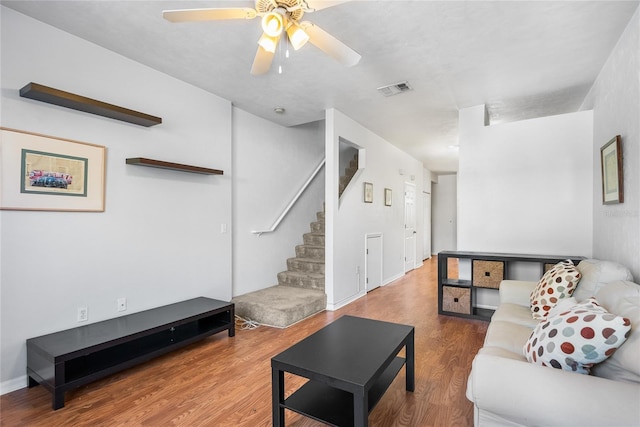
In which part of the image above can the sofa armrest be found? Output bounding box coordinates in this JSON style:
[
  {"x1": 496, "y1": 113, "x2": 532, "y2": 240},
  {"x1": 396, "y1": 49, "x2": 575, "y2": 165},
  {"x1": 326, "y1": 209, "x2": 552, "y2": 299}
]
[
  {"x1": 468, "y1": 353, "x2": 640, "y2": 426},
  {"x1": 499, "y1": 280, "x2": 536, "y2": 307}
]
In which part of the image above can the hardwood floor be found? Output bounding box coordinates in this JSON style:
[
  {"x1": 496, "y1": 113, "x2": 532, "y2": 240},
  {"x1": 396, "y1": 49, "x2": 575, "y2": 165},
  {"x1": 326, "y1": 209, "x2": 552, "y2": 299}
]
[{"x1": 0, "y1": 257, "x2": 488, "y2": 426}]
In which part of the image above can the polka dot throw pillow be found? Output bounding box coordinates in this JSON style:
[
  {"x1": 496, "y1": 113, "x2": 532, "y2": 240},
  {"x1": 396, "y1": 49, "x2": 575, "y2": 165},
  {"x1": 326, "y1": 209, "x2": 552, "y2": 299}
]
[
  {"x1": 523, "y1": 297, "x2": 631, "y2": 374},
  {"x1": 530, "y1": 260, "x2": 581, "y2": 319}
]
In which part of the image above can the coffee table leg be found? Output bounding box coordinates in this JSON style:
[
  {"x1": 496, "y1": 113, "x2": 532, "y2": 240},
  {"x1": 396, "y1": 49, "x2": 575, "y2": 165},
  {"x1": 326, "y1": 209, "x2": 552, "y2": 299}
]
[
  {"x1": 353, "y1": 391, "x2": 368, "y2": 427},
  {"x1": 406, "y1": 329, "x2": 415, "y2": 392},
  {"x1": 272, "y1": 368, "x2": 285, "y2": 427}
]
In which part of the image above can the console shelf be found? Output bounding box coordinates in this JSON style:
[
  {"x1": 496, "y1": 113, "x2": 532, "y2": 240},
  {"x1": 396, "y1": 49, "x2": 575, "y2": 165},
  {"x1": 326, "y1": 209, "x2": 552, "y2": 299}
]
[
  {"x1": 26, "y1": 297, "x2": 234, "y2": 410},
  {"x1": 19, "y1": 82, "x2": 162, "y2": 127},
  {"x1": 126, "y1": 157, "x2": 224, "y2": 175},
  {"x1": 438, "y1": 251, "x2": 584, "y2": 321}
]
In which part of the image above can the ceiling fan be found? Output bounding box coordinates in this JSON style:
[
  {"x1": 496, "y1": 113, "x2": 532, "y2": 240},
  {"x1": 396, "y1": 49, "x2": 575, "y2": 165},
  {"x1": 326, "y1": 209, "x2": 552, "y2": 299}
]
[{"x1": 162, "y1": 0, "x2": 361, "y2": 75}]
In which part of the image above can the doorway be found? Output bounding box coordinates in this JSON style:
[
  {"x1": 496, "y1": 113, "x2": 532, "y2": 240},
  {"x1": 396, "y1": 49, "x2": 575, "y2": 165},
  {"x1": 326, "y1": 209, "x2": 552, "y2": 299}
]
[
  {"x1": 366, "y1": 233, "x2": 382, "y2": 291},
  {"x1": 404, "y1": 182, "x2": 416, "y2": 272}
]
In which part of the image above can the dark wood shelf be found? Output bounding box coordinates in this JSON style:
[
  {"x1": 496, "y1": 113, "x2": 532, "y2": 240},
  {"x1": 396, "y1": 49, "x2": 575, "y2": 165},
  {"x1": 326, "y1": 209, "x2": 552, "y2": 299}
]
[
  {"x1": 282, "y1": 357, "x2": 406, "y2": 426},
  {"x1": 26, "y1": 297, "x2": 234, "y2": 410},
  {"x1": 474, "y1": 307, "x2": 495, "y2": 320},
  {"x1": 126, "y1": 158, "x2": 223, "y2": 175},
  {"x1": 19, "y1": 82, "x2": 162, "y2": 127},
  {"x1": 441, "y1": 279, "x2": 471, "y2": 287}
]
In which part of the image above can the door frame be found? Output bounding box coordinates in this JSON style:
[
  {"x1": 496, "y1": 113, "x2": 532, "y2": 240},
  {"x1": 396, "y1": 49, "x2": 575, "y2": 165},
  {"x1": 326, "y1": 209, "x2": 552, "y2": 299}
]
[
  {"x1": 365, "y1": 232, "x2": 383, "y2": 292},
  {"x1": 404, "y1": 182, "x2": 417, "y2": 273}
]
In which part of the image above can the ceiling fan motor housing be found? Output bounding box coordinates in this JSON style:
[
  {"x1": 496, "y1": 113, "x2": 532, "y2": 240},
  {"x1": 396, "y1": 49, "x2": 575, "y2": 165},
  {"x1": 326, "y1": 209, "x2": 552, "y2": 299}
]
[{"x1": 256, "y1": 0, "x2": 304, "y2": 21}]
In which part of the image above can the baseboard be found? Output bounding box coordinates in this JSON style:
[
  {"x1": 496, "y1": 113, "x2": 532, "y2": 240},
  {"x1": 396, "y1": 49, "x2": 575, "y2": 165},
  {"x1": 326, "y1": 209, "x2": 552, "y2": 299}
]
[
  {"x1": 326, "y1": 291, "x2": 366, "y2": 311},
  {"x1": 382, "y1": 272, "x2": 404, "y2": 286},
  {"x1": 325, "y1": 269, "x2": 415, "y2": 311},
  {"x1": 1, "y1": 375, "x2": 26, "y2": 396}
]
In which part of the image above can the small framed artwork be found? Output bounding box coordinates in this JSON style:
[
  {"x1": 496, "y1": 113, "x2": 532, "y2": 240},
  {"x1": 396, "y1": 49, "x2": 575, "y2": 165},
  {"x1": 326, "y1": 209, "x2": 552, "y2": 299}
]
[
  {"x1": 600, "y1": 135, "x2": 623, "y2": 205},
  {"x1": 384, "y1": 188, "x2": 392, "y2": 206},
  {"x1": 363, "y1": 182, "x2": 373, "y2": 203},
  {"x1": 1, "y1": 127, "x2": 106, "y2": 211}
]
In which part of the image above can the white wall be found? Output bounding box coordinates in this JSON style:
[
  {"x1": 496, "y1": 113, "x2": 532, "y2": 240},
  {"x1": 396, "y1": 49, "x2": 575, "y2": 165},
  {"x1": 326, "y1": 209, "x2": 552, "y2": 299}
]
[
  {"x1": 0, "y1": 7, "x2": 233, "y2": 392},
  {"x1": 431, "y1": 174, "x2": 458, "y2": 254},
  {"x1": 232, "y1": 109, "x2": 324, "y2": 296},
  {"x1": 458, "y1": 105, "x2": 593, "y2": 257},
  {"x1": 325, "y1": 109, "x2": 424, "y2": 310},
  {"x1": 582, "y1": 8, "x2": 639, "y2": 279}
]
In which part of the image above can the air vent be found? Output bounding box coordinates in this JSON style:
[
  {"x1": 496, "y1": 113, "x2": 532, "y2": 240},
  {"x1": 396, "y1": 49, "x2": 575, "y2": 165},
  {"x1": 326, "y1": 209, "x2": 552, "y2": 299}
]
[{"x1": 377, "y1": 81, "x2": 413, "y2": 97}]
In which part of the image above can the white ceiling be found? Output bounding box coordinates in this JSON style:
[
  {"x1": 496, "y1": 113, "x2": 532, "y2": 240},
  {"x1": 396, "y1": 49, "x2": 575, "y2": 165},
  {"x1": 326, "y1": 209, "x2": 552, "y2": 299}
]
[{"x1": 2, "y1": 0, "x2": 638, "y2": 172}]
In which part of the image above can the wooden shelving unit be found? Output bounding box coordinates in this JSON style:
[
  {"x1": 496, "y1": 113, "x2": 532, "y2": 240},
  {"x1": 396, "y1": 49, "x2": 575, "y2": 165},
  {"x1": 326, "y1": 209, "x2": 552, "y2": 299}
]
[
  {"x1": 437, "y1": 251, "x2": 584, "y2": 321},
  {"x1": 19, "y1": 82, "x2": 162, "y2": 127},
  {"x1": 125, "y1": 158, "x2": 223, "y2": 175}
]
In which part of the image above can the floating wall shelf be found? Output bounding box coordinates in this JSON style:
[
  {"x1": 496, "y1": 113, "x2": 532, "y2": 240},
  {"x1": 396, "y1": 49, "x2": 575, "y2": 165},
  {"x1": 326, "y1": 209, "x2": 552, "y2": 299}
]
[
  {"x1": 19, "y1": 82, "x2": 162, "y2": 127},
  {"x1": 126, "y1": 158, "x2": 224, "y2": 175}
]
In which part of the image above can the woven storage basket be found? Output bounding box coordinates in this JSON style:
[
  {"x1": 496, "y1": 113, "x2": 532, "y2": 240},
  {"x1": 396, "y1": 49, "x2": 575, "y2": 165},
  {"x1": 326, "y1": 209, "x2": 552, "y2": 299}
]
[
  {"x1": 442, "y1": 286, "x2": 471, "y2": 314},
  {"x1": 472, "y1": 260, "x2": 504, "y2": 289}
]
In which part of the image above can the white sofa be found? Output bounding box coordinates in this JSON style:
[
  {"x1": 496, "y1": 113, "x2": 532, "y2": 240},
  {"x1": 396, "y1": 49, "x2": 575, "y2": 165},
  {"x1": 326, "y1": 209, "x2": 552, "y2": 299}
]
[{"x1": 466, "y1": 259, "x2": 640, "y2": 426}]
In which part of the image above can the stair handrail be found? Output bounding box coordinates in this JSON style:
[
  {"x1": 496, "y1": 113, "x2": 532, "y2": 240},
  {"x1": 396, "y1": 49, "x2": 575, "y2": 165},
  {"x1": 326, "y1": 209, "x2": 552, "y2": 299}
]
[{"x1": 251, "y1": 158, "x2": 325, "y2": 236}]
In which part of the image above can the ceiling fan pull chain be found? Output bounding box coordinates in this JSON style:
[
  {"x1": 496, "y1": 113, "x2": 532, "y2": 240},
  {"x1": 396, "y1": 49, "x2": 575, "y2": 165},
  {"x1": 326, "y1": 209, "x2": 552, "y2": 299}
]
[
  {"x1": 285, "y1": 32, "x2": 290, "y2": 59},
  {"x1": 278, "y1": 33, "x2": 284, "y2": 74}
]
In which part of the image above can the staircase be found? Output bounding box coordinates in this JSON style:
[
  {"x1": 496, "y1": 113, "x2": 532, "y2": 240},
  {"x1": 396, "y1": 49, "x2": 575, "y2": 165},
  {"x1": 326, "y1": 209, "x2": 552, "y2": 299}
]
[
  {"x1": 232, "y1": 209, "x2": 326, "y2": 328},
  {"x1": 339, "y1": 151, "x2": 358, "y2": 197},
  {"x1": 233, "y1": 152, "x2": 358, "y2": 328}
]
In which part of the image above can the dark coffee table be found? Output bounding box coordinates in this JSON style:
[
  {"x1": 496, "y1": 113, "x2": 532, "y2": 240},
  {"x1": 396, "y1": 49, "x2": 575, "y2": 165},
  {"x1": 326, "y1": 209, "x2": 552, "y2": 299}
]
[{"x1": 271, "y1": 315, "x2": 415, "y2": 426}]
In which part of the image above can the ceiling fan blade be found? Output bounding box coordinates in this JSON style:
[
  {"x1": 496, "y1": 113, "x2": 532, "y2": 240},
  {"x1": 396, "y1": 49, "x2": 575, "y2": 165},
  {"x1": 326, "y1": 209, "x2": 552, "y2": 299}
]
[
  {"x1": 304, "y1": 1, "x2": 350, "y2": 12},
  {"x1": 162, "y1": 8, "x2": 257, "y2": 23},
  {"x1": 300, "y1": 21, "x2": 361, "y2": 67},
  {"x1": 251, "y1": 45, "x2": 275, "y2": 75}
]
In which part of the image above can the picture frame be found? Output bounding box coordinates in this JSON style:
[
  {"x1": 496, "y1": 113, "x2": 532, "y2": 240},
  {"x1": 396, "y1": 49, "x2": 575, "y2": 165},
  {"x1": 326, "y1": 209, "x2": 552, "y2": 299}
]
[
  {"x1": 384, "y1": 188, "x2": 392, "y2": 206},
  {"x1": 1, "y1": 128, "x2": 106, "y2": 211},
  {"x1": 363, "y1": 182, "x2": 373, "y2": 203},
  {"x1": 600, "y1": 135, "x2": 623, "y2": 205}
]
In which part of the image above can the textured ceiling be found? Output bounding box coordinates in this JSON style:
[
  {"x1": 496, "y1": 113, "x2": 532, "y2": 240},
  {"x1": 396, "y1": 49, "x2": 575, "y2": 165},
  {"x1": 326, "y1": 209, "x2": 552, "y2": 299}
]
[{"x1": 2, "y1": 0, "x2": 638, "y2": 172}]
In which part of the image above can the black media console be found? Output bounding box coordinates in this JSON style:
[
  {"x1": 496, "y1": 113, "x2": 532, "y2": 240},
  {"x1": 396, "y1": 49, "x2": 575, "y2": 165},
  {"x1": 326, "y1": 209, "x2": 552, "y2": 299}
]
[{"x1": 26, "y1": 297, "x2": 235, "y2": 410}]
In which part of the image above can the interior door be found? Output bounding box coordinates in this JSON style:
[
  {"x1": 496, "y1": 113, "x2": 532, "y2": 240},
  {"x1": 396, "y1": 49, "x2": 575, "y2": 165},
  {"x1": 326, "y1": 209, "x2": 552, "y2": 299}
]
[
  {"x1": 366, "y1": 234, "x2": 382, "y2": 291},
  {"x1": 404, "y1": 182, "x2": 416, "y2": 273},
  {"x1": 423, "y1": 191, "x2": 431, "y2": 259}
]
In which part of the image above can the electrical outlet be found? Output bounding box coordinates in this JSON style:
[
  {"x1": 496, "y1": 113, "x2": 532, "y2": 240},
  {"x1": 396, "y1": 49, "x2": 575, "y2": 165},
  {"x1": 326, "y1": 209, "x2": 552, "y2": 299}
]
[
  {"x1": 117, "y1": 297, "x2": 127, "y2": 312},
  {"x1": 77, "y1": 307, "x2": 88, "y2": 322}
]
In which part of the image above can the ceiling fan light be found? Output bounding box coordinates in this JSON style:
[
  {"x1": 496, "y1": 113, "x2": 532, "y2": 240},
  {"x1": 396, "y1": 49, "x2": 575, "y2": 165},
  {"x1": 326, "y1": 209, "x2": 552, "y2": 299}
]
[
  {"x1": 286, "y1": 23, "x2": 309, "y2": 50},
  {"x1": 261, "y1": 11, "x2": 284, "y2": 37},
  {"x1": 258, "y1": 33, "x2": 278, "y2": 53}
]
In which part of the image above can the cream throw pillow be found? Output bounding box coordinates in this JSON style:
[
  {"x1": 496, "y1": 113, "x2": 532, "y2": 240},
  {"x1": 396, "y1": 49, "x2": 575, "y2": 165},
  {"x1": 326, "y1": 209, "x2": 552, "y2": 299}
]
[
  {"x1": 573, "y1": 259, "x2": 634, "y2": 302},
  {"x1": 530, "y1": 260, "x2": 581, "y2": 319}
]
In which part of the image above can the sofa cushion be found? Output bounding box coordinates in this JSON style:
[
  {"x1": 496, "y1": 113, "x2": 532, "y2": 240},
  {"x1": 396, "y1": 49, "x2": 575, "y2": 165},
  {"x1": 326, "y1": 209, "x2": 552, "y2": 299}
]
[
  {"x1": 479, "y1": 345, "x2": 527, "y2": 362},
  {"x1": 592, "y1": 280, "x2": 640, "y2": 383},
  {"x1": 484, "y1": 320, "x2": 535, "y2": 354},
  {"x1": 574, "y1": 259, "x2": 634, "y2": 302},
  {"x1": 499, "y1": 280, "x2": 537, "y2": 307},
  {"x1": 491, "y1": 303, "x2": 539, "y2": 328},
  {"x1": 530, "y1": 260, "x2": 581, "y2": 319},
  {"x1": 523, "y1": 297, "x2": 631, "y2": 374}
]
